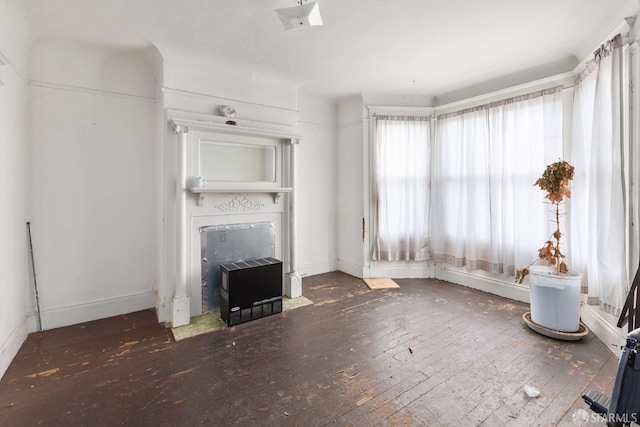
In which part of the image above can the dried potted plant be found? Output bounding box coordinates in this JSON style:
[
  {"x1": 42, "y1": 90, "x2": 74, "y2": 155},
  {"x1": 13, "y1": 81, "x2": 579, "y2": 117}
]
[{"x1": 516, "y1": 160, "x2": 583, "y2": 334}]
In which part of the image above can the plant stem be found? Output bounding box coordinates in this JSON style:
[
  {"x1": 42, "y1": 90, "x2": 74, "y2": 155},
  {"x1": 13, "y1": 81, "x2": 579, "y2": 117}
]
[{"x1": 554, "y1": 201, "x2": 561, "y2": 274}]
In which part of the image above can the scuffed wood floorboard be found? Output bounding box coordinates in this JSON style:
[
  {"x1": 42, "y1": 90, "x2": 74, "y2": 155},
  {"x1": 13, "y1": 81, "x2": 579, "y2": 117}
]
[{"x1": 0, "y1": 272, "x2": 618, "y2": 426}]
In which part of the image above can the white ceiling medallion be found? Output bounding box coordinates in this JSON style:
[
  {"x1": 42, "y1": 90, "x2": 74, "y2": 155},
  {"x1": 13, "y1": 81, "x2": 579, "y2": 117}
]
[{"x1": 275, "y1": 1, "x2": 323, "y2": 31}]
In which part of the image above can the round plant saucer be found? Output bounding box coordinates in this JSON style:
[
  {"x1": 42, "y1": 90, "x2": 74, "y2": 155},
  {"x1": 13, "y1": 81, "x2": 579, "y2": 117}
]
[{"x1": 522, "y1": 312, "x2": 589, "y2": 341}]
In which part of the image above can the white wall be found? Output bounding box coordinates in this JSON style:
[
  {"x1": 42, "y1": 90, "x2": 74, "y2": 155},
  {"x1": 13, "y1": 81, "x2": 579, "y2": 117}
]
[
  {"x1": 161, "y1": 47, "x2": 298, "y2": 115},
  {"x1": 0, "y1": 0, "x2": 31, "y2": 380},
  {"x1": 296, "y1": 93, "x2": 339, "y2": 276},
  {"x1": 337, "y1": 96, "x2": 365, "y2": 277},
  {"x1": 28, "y1": 38, "x2": 158, "y2": 329}
]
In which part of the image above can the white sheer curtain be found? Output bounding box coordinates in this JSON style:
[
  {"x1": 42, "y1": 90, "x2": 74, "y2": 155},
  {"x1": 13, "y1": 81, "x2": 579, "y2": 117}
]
[
  {"x1": 570, "y1": 34, "x2": 627, "y2": 315},
  {"x1": 373, "y1": 116, "x2": 430, "y2": 261},
  {"x1": 432, "y1": 88, "x2": 563, "y2": 276}
]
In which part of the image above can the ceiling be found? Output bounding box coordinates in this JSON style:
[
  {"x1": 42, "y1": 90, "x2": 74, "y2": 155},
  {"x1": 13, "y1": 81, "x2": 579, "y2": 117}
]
[{"x1": 13, "y1": 0, "x2": 640, "y2": 103}]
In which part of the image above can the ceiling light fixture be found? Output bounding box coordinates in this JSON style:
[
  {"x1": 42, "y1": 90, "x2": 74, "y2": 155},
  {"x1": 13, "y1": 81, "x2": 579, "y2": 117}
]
[{"x1": 275, "y1": 1, "x2": 323, "y2": 31}]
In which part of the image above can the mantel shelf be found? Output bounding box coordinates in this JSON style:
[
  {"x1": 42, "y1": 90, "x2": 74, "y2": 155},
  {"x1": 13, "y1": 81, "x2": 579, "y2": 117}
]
[{"x1": 189, "y1": 187, "x2": 293, "y2": 206}]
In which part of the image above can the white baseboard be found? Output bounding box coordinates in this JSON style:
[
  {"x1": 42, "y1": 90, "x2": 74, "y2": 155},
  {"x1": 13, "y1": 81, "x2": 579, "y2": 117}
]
[
  {"x1": 38, "y1": 291, "x2": 156, "y2": 331},
  {"x1": 0, "y1": 315, "x2": 29, "y2": 381},
  {"x1": 365, "y1": 262, "x2": 435, "y2": 279},
  {"x1": 338, "y1": 259, "x2": 364, "y2": 278},
  {"x1": 298, "y1": 259, "x2": 339, "y2": 278},
  {"x1": 580, "y1": 304, "x2": 626, "y2": 357},
  {"x1": 435, "y1": 264, "x2": 530, "y2": 303}
]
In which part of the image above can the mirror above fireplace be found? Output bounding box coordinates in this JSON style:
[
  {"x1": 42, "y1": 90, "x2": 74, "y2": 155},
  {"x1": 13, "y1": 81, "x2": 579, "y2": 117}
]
[{"x1": 199, "y1": 140, "x2": 276, "y2": 183}]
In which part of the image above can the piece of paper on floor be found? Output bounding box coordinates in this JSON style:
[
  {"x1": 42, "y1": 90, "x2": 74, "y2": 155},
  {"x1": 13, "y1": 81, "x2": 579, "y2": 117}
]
[{"x1": 364, "y1": 278, "x2": 399, "y2": 290}]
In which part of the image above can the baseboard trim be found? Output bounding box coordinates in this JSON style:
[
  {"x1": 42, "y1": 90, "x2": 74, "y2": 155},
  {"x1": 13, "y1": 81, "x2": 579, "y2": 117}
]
[
  {"x1": 299, "y1": 259, "x2": 339, "y2": 278},
  {"x1": 365, "y1": 262, "x2": 435, "y2": 279},
  {"x1": 38, "y1": 291, "x2": 156, "y2": 331},
  {"x1": 580, "y1": 304, "x2": 626, "y2": 357},
  {"x1": 0, "y1": 315, "x2": 29, "y2": 381},
  {"x1": 435, "y1": 265, "x2": 530, "y2": 303},
  {"x1": 337, "y1": 259, "x2": 364, "y2": 278}
]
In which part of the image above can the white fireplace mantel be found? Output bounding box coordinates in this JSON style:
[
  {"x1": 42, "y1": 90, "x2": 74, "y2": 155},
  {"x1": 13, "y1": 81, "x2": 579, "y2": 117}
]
[
  {"x1": 167, "y1": 109, "x2": 303, "y2": 328},
  {"x1": 169, "y1": 110, "x2": 303, "y2": 141},
  {"x1": 189, "y1": 187, "x2": 293, "y2": 206}
]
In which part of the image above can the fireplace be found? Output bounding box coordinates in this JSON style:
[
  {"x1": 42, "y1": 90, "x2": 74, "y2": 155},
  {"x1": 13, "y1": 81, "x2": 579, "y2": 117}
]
[
  {"x1": 168, "y1": 111, "x2": 303, "y2": 327},
  {"x1": 200, "y1": 222, "x2": 275, "y2": 313}
]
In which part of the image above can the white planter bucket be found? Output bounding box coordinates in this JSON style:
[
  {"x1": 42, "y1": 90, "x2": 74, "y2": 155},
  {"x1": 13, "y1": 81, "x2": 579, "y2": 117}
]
[{"x1": 529, "y1": 265, "x2": 582, "y2": 333}]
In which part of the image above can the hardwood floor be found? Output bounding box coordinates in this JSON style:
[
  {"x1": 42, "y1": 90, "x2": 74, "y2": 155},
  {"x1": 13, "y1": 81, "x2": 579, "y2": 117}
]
[{"x1": 0, "y1": 272, "x2": 619, "y2": 426}]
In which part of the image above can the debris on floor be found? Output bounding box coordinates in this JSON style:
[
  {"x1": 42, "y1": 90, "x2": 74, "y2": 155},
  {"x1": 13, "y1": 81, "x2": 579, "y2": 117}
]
[{"x1": 523, "y1": 384, "x2": 541, "y2": 398}]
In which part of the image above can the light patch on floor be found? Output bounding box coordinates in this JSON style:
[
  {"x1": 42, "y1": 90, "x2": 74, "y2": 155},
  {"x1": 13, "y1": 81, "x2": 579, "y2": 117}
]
[
  {"x1": 364, "y1": 278, "x2": 400, "y2": 290},
  {"x1": 171, "y1": 296, "x2": 314, "y2": 341},
  {"x1": 171, "y1": 314, "x2": 227, "y2": 341},
  {"x1": 283, "y1": 295, "x2": 314, "y2": 311}
]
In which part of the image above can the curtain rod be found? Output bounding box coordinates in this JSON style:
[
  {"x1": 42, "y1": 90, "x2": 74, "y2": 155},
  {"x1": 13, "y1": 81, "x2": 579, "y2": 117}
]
[
  {"x1": 436, "y1": 86, "x2": 563, "y2": 120},
  {"x1": 574, "y1": 33, "x2": 623, "y2": 86}
]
